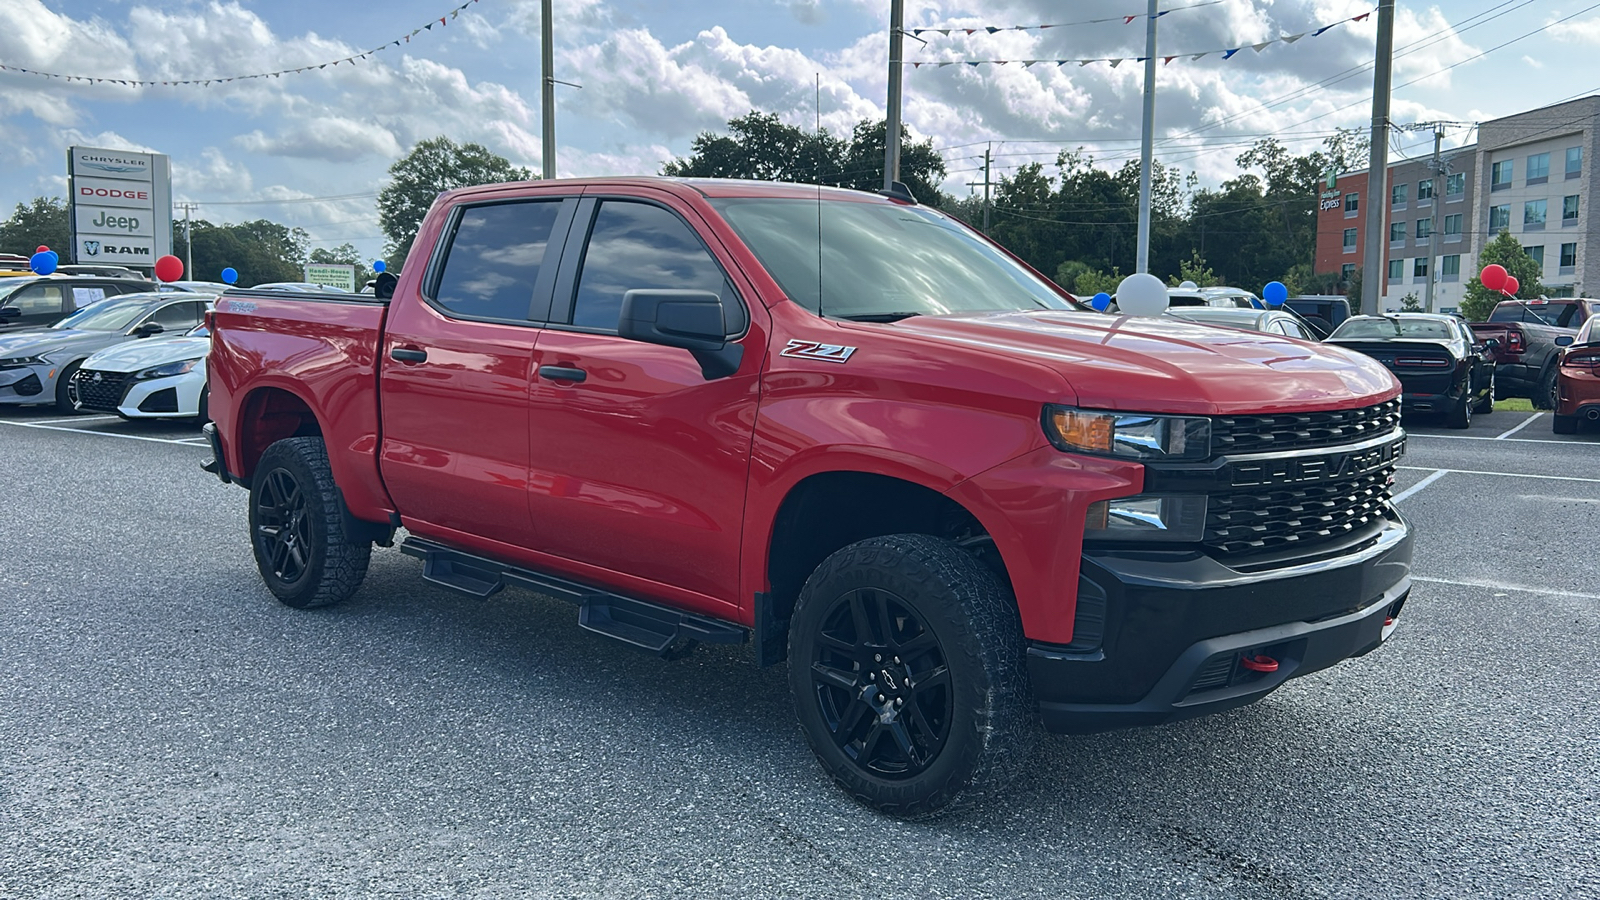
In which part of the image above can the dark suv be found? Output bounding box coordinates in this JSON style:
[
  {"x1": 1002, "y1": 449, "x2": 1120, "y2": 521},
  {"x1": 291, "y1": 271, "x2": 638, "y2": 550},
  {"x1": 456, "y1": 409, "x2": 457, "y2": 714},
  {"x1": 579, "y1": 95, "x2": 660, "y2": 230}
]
[{"x1": 0, "y1": 275, "x2": 158, "y2": 331}]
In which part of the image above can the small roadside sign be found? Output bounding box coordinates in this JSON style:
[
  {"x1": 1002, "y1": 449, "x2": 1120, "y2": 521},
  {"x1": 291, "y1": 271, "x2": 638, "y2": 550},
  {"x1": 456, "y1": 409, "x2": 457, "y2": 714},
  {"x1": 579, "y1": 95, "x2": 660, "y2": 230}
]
[{"x1": 305, "y1": 264, "x2": 357, "y2": 292}]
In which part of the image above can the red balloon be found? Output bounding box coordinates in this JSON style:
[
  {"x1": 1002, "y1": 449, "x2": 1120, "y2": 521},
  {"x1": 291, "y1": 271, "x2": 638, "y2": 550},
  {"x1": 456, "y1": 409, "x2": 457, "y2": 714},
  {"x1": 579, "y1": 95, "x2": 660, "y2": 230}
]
[
  {"x1": 153, "y1": 255, "x2": 184, "y2": 283},
  {"x1": 1502, "y1": 275, "x2": 1520, "y2": 297},
  {"x1": 35, "y1": 245, "x2": 49, "y2": 254},
  {"x1": 1479, "y1": 264, "x2": 1508, "y2": 291}
]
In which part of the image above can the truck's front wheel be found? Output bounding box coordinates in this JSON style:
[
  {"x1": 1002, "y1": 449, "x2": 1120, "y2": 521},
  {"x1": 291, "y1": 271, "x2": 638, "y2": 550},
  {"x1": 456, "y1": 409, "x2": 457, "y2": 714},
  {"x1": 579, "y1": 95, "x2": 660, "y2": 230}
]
[
  {"x1": 788, "y1": 534, "x2": 1031, "y2": 818},
  {"x1": 248, "y1": 436, "x2": 371, "y2": 609}
]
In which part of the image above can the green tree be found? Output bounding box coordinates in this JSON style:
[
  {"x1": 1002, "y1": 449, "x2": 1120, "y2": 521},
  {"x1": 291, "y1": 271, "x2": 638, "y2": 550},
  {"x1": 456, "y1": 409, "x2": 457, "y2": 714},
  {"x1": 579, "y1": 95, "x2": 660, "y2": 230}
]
[
  {"x1": 1167, "y1": 250, "x2": 1218, "y2": 287},
  {"x1": 174, "y1": 218, "x2": 310, "y2": 285},
  {"x1": 1072, "y1": 267, "x2": 1126, "y2": 297},
  {"x1": 379, "y1": 136, "x2": 533, "y2": 265},
  {"x1": 1460, "y1": 229, "x2": 1548, "y2": 320},
  {"x1": 1284, "y1": 262, "x2": 1341, "y2": 297},
  {"x1": 0, "y1": 197, "x2": 70, "y2": 258},
  {"x1": 1053, "y1": 259, "x2": 1093, "y2": 293}
]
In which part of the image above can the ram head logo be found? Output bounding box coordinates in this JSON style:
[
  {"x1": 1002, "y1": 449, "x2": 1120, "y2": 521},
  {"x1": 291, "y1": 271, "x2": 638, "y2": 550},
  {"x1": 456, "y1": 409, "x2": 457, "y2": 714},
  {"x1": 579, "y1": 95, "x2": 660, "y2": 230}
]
[{"x1": 83, "y1": 240, "x2": 100, "y2": 256}]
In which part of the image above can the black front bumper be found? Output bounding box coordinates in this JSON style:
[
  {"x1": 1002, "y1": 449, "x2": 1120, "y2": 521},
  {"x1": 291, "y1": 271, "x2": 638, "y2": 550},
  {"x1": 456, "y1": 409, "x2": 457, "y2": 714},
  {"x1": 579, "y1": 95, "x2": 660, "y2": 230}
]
[{"x1": 1030, "y1": 516, "x2": 1412, "y2": 734}]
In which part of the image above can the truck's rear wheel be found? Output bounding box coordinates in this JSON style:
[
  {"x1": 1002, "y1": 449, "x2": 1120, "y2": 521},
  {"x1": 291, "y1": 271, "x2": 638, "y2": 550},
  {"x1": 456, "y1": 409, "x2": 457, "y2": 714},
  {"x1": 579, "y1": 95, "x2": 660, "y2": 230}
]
[
  {"x1": 1535, "y1": 364, "x2": 1559, "y2": 410},
  {"x1": 788, "y1": 533, "x2": 1031, "y2": 818},
  {"x1": 249, "y1": 436, "x2": 371, "y2": 609}
]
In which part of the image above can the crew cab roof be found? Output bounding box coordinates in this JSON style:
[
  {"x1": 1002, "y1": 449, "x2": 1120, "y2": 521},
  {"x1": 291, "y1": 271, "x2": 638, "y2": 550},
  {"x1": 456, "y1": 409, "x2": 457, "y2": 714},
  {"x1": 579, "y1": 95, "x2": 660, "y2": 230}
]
[{"x1": 438, "y1": 176, "x2": 908, "y2": 205}]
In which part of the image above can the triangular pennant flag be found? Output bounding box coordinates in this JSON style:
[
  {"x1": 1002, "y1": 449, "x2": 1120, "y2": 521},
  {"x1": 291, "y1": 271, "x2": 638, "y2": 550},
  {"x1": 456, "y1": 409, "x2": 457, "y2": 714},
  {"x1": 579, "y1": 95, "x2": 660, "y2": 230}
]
[
  {"x1": 1253, "y1": 41, "x2": 1272, "y2": 52},
  {"x1": 1124, "y1": 15, "x2": 1137, "y2": 24},
  {"x1": 967, "y1": 61, "x2": 981, "y2": 66},
  {"x1": 1079, "y1": 59, "x2": 1096, "y2": 66},
  {"x1": 1022, "y1": 60, "x2": 1039, "y2": 67},
  {"x1": 937, "y1": 61, "x2": 953, "y2": 67},
  {"x1": 439, "y1": 16, "x2": 446, "y2": 25},
  {"x1": 1223, "y1": 48, "x2": 1242, "y2": 59},
  {"x1": 986, "y1": 26, "x2": 1001, "y2": 33},
  {"x1": 912, "y1": 62, "x2": 922, "y2": 68},
  {"x1": 1156, "y1": 9, "x2": 1170, "y2": 17},
  {"x1": 1283, "y1": 33, "x2": 1305, "y2": 43},
  {"x1": 1109, "y1": 58, "x2": 1124, "y2": 67},
  {"x1": 451, "y1": 10, "x2": 459, "y2": 19},
  {"x1": 1039, "y1": 24, "x2": 1052, "y2": 29},
  {"x1": 1313, "y1": 25, "x2": 1334, "y2": 36},
  {"x1": 425, "y1": 23, "x2": 433, "y2": 30},
  {"x1": 1136, "y1": 56, "x2": 1149, "y2": 62},
  {"x1": 1354, "y1": 13, "x2": 1370, "y2": 22},
  {"x1": 1164, "y1": 56, "x2": 1177, "y2": 64}
]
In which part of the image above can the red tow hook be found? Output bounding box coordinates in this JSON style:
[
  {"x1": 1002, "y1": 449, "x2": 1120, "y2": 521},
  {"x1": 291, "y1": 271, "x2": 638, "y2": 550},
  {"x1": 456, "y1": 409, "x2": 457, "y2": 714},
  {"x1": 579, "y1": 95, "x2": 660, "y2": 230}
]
[{"x1": 1240, "y1": 654, "x2": 1280, "y2": 673}]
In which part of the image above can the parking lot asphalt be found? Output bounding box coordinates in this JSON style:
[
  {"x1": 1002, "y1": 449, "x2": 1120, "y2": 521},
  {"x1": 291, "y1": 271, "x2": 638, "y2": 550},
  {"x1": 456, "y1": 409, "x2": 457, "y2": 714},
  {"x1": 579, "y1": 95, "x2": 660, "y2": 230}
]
[{"x1": 1, "y1": 406, "x2": 1597, "y2": 899}]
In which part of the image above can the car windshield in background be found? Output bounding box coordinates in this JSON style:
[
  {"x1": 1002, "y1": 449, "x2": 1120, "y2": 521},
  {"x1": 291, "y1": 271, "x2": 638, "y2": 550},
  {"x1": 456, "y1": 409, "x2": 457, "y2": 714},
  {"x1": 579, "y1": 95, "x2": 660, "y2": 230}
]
[
  {"x1": 1332, "y1": 317, "x2": 1456, "y2": 340},
  {"x1": 0, "y1": 277, "x2": 36, "y2": 302},
  {"x1": 710, "y1": 197, "x2": 1074, "y2": 320},
  {"x1": 52, "y1": 298, "x2": 151, "y2": 332}
]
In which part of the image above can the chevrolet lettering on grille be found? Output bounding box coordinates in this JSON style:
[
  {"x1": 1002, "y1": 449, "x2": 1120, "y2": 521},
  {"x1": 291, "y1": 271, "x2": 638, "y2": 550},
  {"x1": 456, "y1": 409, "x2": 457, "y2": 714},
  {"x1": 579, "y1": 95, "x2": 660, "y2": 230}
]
[{"x1": 1229, "y1": 435, "x2": 1405, "y2": 489}]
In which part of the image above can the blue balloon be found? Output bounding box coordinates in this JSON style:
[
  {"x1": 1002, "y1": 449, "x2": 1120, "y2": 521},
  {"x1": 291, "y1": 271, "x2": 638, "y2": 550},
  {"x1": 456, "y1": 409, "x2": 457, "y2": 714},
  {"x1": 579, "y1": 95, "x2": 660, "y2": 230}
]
[
  {"x1": 372, "y1": 260, "x2": 386, "y2": 273},
  {"x1": 220, "y1": 267, "x2": 239, "y2": 284},
  {"x1": 29, "y1": 251, "x2": 57, "y2": 275},
  {"x1": 1263, "y1": 281, "x2": 1289, "y2": 307},
  {"x1": 45, "y1": 250, "x2": 59, "y2": 265},
  {"x1": 1090, "y1": 292, "x2": 1112, "y2": 312}
]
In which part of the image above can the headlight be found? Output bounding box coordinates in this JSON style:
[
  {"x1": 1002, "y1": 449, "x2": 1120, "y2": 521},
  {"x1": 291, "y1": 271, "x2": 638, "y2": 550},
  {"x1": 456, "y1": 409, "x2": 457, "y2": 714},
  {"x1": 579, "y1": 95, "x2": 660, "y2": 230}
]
[
  {"x1": 1042, "y1": 405, "x2": 1211, "y2": 461},
  {"x1": 136, "y1": 358, "x2": 202, "y2": 380},
  {"x1": 0, "y1": 356, "x2": 46, "y2": 368},
  {"x1": 1084, "y1": 494, "x2": 1208, "y2": 543}
]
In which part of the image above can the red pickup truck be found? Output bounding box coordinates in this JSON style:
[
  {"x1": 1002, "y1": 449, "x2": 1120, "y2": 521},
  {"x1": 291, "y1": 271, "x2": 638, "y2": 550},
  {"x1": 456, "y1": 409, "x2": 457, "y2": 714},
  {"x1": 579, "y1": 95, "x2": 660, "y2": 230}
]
[{"x1": 204, "y1": 177, "x2": 1413, "y2": 816}]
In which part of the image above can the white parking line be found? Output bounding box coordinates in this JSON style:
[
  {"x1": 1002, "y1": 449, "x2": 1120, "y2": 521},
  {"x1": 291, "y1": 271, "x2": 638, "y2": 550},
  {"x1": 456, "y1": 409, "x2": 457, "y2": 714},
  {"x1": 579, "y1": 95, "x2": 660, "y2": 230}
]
[
  {"x1": 0, "y1": 419, "x2": 208, "y2": 447},
  {"x1": 1414, "y1": 575, "x2": 1600, "y2": 602},
  {"x1": 1495, "y1": 413, "x2": 1543, "y2": 439},
  {"x1": 1396, "y1": 465, "x2": 1600, "y2": 485},
  {"x1": 22, "y1": 414, "x2": 122, "y2": 425},
  {"x1": 1408, "y1": 432, "x2": 1586, "y2": 446},
  {"x1": 1392, "y1": 469, "x2": 1448, "y2": 503}
]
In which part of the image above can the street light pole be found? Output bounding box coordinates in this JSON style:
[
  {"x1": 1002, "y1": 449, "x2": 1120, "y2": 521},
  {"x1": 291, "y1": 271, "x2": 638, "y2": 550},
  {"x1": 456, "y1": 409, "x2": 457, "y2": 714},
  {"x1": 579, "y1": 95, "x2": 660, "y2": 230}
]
[
  {"x1": 1360, "y1": 0, "x2": 1396, "y2": 315},
  {"x1": 1136, "y1": 0, "x2": 1158, "y2": 273},
  {"x1": 541, "y1": 0, "x2": 556, "y2": 180},
  {"x1": 1425, "y1": 126, "x2": 1443, "y2": 313},
  {"x1": 884, "y1": 0, "x2": 904, "y2": 191}
]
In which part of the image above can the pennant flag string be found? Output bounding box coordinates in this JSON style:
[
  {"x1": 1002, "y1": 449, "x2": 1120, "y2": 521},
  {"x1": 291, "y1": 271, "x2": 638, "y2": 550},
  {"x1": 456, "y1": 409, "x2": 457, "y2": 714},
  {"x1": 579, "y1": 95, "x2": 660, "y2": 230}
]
[
  {"x1": 0, "y1": 0, "x2": 484, "y2": 87},
  {"x1": 908, "y1": 9, "x2": 1372, "y2": 69},
  {"x1": 910, "y1": 0, "x2": 1225, "y2": 36}
]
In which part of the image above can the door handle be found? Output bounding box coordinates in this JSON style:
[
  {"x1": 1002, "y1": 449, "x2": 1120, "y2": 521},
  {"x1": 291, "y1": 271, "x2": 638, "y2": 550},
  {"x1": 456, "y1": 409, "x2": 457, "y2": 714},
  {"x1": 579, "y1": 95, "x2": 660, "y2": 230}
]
[
  {"x1": 538, "y1": 365, "x2": 587, "y2": 383},
  {"x1": 390, "y1": 347, "x2": 427, "y2": 363}
]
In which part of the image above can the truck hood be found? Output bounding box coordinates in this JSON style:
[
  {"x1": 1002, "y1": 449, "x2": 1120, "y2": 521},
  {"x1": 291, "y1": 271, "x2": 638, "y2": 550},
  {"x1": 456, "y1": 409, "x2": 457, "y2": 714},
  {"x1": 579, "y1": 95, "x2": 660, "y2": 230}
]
[
  {"x1": 0, "y1": 328, "x2": 133, "y2": 361},
  {"x1": 888, "y1": 310, "x2": 1399, "y2": 414},
  {"x1": 82, "y1": 335, "x2": 210, "y2": 372}
]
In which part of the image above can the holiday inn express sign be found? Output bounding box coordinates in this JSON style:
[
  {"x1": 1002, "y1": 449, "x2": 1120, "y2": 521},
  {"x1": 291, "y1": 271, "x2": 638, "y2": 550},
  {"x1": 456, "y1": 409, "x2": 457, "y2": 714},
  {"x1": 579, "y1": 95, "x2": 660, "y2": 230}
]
[{"x1": 68, "y1": 146, "x2": 173, "y2": 269}]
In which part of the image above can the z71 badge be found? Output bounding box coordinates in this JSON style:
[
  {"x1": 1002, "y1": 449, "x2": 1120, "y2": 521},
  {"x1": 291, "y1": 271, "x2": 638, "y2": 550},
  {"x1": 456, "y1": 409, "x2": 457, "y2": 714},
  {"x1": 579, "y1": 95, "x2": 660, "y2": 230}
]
[{"x1": 781, "y1": 340, "x2": 857, "y2": 363}]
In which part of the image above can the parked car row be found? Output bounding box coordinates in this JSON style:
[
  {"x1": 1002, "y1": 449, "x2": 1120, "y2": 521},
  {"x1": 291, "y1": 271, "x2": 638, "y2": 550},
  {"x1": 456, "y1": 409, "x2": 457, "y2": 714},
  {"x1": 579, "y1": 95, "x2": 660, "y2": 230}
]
[
  {"x1": 1554, "y1": 315, "x2": 1600, "y2": 434},
  {"x1": 1468, "y1": 298, "x2": 1600, "y2": 408}
]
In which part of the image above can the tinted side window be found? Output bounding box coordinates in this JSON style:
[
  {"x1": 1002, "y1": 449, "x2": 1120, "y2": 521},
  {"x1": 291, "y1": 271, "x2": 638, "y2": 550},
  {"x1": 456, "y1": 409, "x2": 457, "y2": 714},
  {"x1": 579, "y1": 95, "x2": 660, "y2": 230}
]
[
  {"x1": 9, "y1": 284, "x2": 63, "y2": 315},
  {"x1": 570, "y1": 201, "x2": 741, "y2": 332},
  {"x1": 434, "y1": 201, "x2": 562, "y2": 321}
]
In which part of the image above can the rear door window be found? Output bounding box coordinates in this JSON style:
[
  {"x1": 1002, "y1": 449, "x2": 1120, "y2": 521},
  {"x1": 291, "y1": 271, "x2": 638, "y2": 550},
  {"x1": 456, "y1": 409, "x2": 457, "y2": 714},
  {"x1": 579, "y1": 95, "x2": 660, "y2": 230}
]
[
  {"x1": 566, "y1": 200, "x2": 744, "y2": 334},
  {"x1": 432, "y1": 200, "x2": 564, "y2": 322},
  {"x1": 145, "y1": 301, "x2": 204, "y2": 332},
  {"x1": 7, "y1": 284, "x2": 63, "y2": 316}
]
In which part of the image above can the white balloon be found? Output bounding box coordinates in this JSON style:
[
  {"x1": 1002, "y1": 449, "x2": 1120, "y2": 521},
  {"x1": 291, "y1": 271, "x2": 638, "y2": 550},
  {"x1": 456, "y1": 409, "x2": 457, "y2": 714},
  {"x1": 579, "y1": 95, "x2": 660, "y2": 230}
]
[
  {"x1": 1116, "y1": 272, "x2": 1171, "y2": 316},
  {"x1": 1179, "y1": 280, "x2": 1199, "y2": 290}
]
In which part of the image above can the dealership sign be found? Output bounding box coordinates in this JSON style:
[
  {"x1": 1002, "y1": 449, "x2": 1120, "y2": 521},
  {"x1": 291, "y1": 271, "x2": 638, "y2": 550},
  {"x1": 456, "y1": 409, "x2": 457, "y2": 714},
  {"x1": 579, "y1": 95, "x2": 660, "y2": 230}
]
[
  {"x1": 304, "y1": 264, "x2": 358, "y2": 292},
  {"x1": 68, "y1": 145, "x2": 172, "y2": 269}
]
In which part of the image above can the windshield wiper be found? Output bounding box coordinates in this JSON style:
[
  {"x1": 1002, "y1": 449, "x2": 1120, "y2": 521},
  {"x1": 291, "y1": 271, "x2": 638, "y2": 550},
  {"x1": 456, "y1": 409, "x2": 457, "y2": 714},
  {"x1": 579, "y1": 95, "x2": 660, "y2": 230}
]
[{"x1": 835, "y1": 311, "x2": 923, "y2": 323}]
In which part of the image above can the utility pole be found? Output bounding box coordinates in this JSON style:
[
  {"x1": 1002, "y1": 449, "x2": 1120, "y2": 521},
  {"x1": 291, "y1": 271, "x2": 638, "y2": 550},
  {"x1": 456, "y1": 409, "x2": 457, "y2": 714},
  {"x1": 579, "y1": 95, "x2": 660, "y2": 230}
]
[
  {"x1": 1361, "y1": 0, "x2": 1396, "y2": 315},
  {"x1": 884, "y1": 0, "x2": 904, "y2": 191},
  {"x1": 1425, "y1": 125, "x2": 1443, "y2": 313},
  {"x1": 967, "y1": 143, "x2": 999, "y2": 235},
  {"x1": 177, "y1": 202, "x2": 197, "y2": 280},
  {"x1": 1136, "y1": 0, "x2": 1158, "y2": 273},
  {"x1": 541, "y1": 0, "x2": 555, "y2": 179}
]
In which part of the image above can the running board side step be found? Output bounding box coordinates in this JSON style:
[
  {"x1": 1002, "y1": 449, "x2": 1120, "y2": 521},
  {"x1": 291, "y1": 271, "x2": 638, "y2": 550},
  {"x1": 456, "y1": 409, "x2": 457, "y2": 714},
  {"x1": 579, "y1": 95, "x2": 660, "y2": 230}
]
[{"x1": 400, "y1": 537, "x2": 747, "y2": 657}]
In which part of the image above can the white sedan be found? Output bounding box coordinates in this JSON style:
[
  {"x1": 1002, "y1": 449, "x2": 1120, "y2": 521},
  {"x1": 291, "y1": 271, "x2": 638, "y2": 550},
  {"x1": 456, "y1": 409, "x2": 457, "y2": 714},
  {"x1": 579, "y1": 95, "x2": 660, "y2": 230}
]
[{"x1": 72, "y1": 322, "x2": 211, "y2": 420}]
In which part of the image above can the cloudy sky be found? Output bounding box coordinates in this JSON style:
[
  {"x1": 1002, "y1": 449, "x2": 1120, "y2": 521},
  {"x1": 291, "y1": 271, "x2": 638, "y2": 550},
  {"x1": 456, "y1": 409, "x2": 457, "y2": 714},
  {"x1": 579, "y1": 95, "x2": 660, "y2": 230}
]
[{"x1": 1, "y1": 0, "x2": 1595, "y2": 264}]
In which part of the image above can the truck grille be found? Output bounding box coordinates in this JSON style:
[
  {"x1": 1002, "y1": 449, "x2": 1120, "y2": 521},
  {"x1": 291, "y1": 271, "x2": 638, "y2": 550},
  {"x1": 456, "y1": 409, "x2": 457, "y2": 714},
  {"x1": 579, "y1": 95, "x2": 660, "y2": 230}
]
[
  {"x1": 1204, "y1": 467, "x2": 1394, "y2": 556},
  {"x1": 1211, "y1": 400, "x2": 1401, "y2": 454},
  {"x1": 73, "y1": 369, "x2": 132, "y2": 412}
]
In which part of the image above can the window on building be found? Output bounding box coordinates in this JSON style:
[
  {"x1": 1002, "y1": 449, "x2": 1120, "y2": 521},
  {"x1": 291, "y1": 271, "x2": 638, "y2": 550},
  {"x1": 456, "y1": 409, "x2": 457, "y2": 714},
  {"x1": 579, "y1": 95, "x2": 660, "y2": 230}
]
[
  {"x1": 1524, "y1": 245, "x2": 1545, "y2": 268},
  {"x1": 1345, "y1": 192, "x2": 1359, "y2": 214},
  {"x1": 1387, "y1": 259, "x2": 1404, "y2": 281},
  {"x1": 1392, "y1": 183, "x2": 1408, "y2": 206},
  {"x1": 1441, "y1": 255, "x2": 1461, "y2": 279},
  {"x1": 1390, "y1": 222, "x2": 1406, "y2": 243},
  {"x1": 1417, "y1": 179, "x2": 1434, "y2": 201},
  {"x1": 1413, "y1": 258, "x2": 1429, "y2": 278},
  {"x1": 1343, "y1": 228, "x2": 1358, "y2": 251},
  {"x1": 1564, "y1": 194, "x2": 1581, "y2": 223},
  {"x1": 1568, "y1": 146, "x2": 1584, "y2": 178},
  {"x1": 1491, "y1": 159, "x2": 1513, "y2": 190},
  {"x1": 1489, "y1": 204, "x2": 1511, "y2": 229},
  {"x1": 1416, "y1": 217, "x2": 1433, "y2": 239},
  {"x1": 1561, "y1": 242, "x2": 1578, "y2": 269},
  {"x1": 1527, "y1": 152, "x2": 1551, "y2": 183},
  {"x1": 1446, "y1": 172, "x2": 1466, "y2": 196},
  {"x1": 1341, "y1": 263, "x2": 1357, "y2": 281},
  {"x1": 1525, "y1": 199, "x2": 1548, "y2": 228},
  {"x1": 1444, "y1": 213, "x2": 1463, "y2": 237}
]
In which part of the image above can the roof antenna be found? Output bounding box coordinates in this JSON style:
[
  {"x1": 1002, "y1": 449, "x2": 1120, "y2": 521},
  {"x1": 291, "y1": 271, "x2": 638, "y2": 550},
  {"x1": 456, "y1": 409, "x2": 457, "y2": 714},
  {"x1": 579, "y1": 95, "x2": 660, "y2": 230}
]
[{"x1": 816, "y1": 183, "x2": 825, "y2": 319}]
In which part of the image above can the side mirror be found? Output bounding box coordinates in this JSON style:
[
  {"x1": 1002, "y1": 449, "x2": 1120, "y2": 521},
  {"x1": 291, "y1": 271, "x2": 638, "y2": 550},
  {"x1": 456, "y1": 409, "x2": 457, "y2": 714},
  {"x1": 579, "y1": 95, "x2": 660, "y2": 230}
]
[
  {"x1": 374, "y1": 272, "x2": 399, "y2": 300},
  {"x1": 0, "y1": 307, "x2": 18, "y2": 320},
  {"x1": 619, "y1": 289, "x2": 742, "y2": 379},
  {"x1": 132, "y1": 321, "x2": 165, "y2": 338},
  {"x1": 1555, "y1": 335, "x2": 1575, "y2": 347}
]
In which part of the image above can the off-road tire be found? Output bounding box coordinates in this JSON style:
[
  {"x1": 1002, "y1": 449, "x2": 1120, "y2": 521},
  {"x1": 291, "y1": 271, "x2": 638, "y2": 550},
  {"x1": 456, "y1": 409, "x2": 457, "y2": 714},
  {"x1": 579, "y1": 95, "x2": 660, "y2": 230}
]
[
  {"x1": 1473, "y1": 369, "x2": 1494, "y2": 414},
  {"x1": 54, "y1": 362, "x2": 81, "y2": 413},
  {"x1": 1552, "y1": 413, "x2": 1579, "y2": 435},
  {"x1": 788, "y1": 533, "x2": 1032, "y2": 818},
  {"x1": 1534, "y1": 363, "x2": 1559, "y2": 410},
  {"x1": 248, "y1": 436, "x2": 371, "y2": 609}
]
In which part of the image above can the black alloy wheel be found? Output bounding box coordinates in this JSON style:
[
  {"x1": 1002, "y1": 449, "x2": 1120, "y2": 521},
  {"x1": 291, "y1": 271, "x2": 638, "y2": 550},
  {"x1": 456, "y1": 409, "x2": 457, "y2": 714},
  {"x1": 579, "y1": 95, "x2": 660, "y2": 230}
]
[
  {"x1": 809, "y1": 586, "x2": 952, "y2": 779},
  {"x1": 256, "y1": 467, "x2": 312, "y2": 586}
]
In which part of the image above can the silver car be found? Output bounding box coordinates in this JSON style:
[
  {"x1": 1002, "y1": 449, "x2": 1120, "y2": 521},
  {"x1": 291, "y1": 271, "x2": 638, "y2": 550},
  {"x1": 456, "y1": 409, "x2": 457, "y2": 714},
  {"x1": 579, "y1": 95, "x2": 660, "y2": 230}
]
[{"x1": 0, "y1": 292, "x2": 214, "y2": 412}]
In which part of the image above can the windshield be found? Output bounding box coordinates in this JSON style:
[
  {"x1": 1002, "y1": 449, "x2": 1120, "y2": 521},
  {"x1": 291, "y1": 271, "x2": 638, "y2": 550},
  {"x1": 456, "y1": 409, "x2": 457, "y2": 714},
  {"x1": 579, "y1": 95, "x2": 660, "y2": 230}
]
[
  {"x1": 1331, "y1": 317, "x2": 1456, "y2": 340},
  {"x1": 52, "y1": 298, "x2": 151, "y2": 332},
  {"x1": 710, "y1": 197, "x2": 1074, "y2": 319}
]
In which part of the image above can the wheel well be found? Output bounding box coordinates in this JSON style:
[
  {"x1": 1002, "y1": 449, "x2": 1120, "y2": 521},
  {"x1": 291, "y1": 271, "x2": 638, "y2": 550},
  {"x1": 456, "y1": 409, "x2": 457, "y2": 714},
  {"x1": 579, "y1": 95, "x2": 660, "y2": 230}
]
[
  {"x1": 236, "y1": 387, "x2": 322, "y2": 483},
  {"x1": 766, "y1": 472, "x2": 1012, "y2": 623}
]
